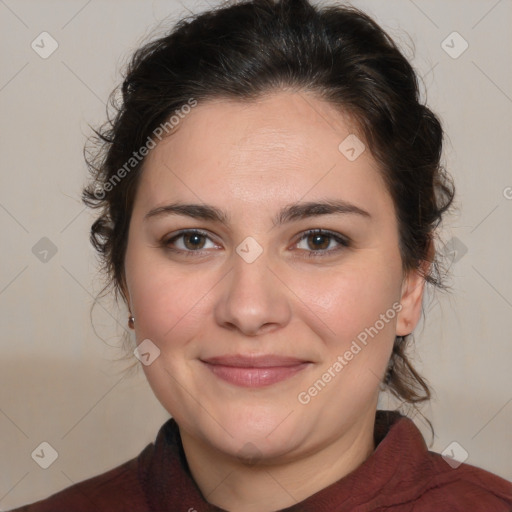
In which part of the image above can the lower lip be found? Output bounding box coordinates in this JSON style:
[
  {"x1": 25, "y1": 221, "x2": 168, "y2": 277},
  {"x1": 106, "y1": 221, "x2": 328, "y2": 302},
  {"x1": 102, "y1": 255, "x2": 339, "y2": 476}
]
[{"x1": 202, "y1": 362, "x2": 309, "y2": 388}]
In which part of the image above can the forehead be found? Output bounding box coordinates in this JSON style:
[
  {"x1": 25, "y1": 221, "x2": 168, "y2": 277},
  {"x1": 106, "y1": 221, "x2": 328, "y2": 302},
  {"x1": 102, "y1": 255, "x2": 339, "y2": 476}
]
[
  {"x1": 135, "y1": 91, "x2": 389, "y2": 214},
  {"x1": 156, "y1": 91, "x2": 362, "y2": 164}
]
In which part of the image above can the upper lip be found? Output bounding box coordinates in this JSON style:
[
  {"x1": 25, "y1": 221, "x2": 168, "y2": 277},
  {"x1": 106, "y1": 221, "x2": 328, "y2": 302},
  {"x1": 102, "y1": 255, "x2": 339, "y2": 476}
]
[{"x1": 201, "y1": 355, "x2": 310, "y2": 368}]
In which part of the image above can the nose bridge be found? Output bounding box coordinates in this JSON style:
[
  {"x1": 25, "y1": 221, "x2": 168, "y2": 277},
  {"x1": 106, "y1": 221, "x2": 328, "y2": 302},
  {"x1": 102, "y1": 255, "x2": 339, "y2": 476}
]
[
  {"x1": 231, "y1": 238, "x2": 269, "y2": 294},
  {"x1": 214, "y1": 237, "x2": 291, "y2": 335}
]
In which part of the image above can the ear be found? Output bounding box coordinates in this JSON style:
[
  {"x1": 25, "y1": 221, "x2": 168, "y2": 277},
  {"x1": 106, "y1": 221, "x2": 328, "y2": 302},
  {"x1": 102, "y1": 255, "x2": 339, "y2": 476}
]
[
  {"x1": 396, "y1": 243, "x2": 433, "y2": 336},
  {"x1": 396, "y1": 269, "x2": 426, "y2": 336},
  {"x1": 119, "y1": 273, "x2": 132, "y2": 312}
]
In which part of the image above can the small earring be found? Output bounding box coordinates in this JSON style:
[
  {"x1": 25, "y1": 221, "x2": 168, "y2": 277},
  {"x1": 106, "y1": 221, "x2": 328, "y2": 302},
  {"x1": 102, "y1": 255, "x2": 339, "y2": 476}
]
[{"x1": 128, "y1": 315, "x2": 135, "y2": 329}]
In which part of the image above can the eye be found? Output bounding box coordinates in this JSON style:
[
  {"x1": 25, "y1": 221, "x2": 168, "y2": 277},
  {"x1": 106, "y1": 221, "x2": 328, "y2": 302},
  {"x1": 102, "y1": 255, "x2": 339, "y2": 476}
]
[
  {"x1": 162, "y1": 229, "x2": 219, "y2": 255},
  {"x1": 295, "y1": 229, "x2": 349, "y2": 258},
  {"x1": 161, "y1": 228, "x2": 349, "y2": 258}
]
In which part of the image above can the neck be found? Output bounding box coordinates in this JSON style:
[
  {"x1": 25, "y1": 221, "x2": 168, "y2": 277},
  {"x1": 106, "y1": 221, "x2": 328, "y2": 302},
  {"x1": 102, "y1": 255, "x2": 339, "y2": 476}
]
[{"x1": 180, "y1": 406, "x2": 377, "y2": 512}]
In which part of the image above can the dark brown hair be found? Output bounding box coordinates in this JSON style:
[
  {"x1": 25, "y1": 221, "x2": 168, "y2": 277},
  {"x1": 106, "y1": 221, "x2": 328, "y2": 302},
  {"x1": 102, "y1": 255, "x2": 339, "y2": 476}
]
[{"x1": 83, "y1": 0, "x2": 455, "y2": 407}]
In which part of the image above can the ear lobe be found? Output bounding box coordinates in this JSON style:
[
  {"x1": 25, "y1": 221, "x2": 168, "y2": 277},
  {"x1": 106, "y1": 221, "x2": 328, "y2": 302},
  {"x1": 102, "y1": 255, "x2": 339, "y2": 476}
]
[{"x1": 396, "y1": 256, "x2": 432, "y2": 336}]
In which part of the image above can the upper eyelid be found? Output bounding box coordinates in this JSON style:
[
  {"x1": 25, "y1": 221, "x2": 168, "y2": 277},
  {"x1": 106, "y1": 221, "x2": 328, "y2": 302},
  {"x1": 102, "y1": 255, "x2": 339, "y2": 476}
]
[{"x1": 164, "y1": 229, "x2": 219, "y2": 246}]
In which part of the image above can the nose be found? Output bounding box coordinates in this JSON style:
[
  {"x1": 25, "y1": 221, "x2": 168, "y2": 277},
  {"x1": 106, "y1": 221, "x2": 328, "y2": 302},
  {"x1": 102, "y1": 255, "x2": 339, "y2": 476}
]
[{"x1": 214, "y1": 247, "x2": 292, "y2": 337}]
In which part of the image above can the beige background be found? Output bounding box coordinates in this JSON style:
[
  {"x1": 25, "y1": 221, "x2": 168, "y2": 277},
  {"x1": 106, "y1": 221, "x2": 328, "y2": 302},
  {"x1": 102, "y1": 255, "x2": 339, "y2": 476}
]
[{"x1": 1, "y1": 0, "x2": 511, "y2": 508}]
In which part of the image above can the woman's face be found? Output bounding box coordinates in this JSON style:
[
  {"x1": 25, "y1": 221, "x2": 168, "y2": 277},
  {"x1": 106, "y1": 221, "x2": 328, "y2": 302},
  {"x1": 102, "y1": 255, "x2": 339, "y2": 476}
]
[{"x1": 124, "y1": 91, "x2": 424, "y2": 461}]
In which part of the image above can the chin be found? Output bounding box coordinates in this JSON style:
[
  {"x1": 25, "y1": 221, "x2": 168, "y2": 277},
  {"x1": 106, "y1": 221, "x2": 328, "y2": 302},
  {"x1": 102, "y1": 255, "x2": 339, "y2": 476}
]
[{"x1": 205, "y1": 408, "x2": 308, "y2": 461}]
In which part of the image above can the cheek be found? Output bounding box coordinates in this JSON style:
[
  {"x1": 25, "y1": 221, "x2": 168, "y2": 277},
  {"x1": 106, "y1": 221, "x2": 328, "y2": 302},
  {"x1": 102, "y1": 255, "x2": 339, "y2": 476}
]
[
  {"x1": 125, "y1": 240, "x2": 189, "y2": 335},
  {"x1": 292, "y1": 259, "x2": 402, "y2": 404},
  {"x1": 125, "y1": 254, "x2": 216, "y2": 418},
  {"x1": 128, "y1": 263, "x2": 211, "y2": 344},
  {"x1": 298, "y1": 260, "x2": 401, "y2": 343}
]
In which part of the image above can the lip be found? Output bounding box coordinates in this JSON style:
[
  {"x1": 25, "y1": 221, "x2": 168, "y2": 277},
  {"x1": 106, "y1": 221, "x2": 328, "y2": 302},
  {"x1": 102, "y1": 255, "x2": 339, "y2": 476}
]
[{"x1": 201, "y1": 355, "x2": 311, "y2": 388}]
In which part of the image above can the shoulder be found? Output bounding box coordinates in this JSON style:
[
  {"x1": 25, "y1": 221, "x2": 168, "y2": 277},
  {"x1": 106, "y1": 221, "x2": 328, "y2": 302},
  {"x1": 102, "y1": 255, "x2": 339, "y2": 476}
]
[
  {"x1": 8, "y1": 443, "x2": 155, "y2": 512},
  {"x1": 408, "y1": 449, "x2": 512, "y2": 511},
  {"x1": 370, "y1": 411, "x2": 512, "y2": 511}
]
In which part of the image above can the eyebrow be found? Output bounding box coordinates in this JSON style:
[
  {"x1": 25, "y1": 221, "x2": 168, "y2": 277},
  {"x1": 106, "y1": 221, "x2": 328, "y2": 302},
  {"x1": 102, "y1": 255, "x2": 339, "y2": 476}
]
[{"x1": 143, "y1": 199, "x2": 371, "y2": 226}]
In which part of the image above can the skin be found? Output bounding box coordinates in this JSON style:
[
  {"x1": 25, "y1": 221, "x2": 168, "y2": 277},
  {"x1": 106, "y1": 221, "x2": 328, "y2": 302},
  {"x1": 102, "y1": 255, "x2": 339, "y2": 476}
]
[{"x1": 122, "y1": 91, "x2": 426, "y2": 511}]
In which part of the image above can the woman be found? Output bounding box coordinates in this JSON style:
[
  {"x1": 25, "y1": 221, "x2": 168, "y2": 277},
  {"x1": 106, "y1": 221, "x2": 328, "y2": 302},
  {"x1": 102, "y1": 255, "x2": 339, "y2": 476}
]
[{"x1": 11, "y1": 0, "x2": 512, "y2": 510}]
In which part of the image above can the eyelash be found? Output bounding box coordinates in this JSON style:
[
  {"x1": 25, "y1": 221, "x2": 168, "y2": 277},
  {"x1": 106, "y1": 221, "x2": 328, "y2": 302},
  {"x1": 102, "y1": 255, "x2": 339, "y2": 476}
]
[{"x1": 162, "y1": 228, "x2": 350, "y2": 259}]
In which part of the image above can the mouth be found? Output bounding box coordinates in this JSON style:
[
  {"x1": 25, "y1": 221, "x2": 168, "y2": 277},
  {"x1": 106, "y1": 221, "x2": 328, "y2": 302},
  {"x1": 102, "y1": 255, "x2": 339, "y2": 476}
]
[{"x1": 200, "y1": 354, "x2": 311, "y2": 388}]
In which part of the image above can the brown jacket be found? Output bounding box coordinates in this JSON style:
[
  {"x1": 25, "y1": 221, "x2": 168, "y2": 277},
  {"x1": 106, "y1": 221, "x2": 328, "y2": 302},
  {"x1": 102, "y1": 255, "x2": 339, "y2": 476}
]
[{"x1": 10, "y1": 410, "x2": 512, "y2": 511}]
